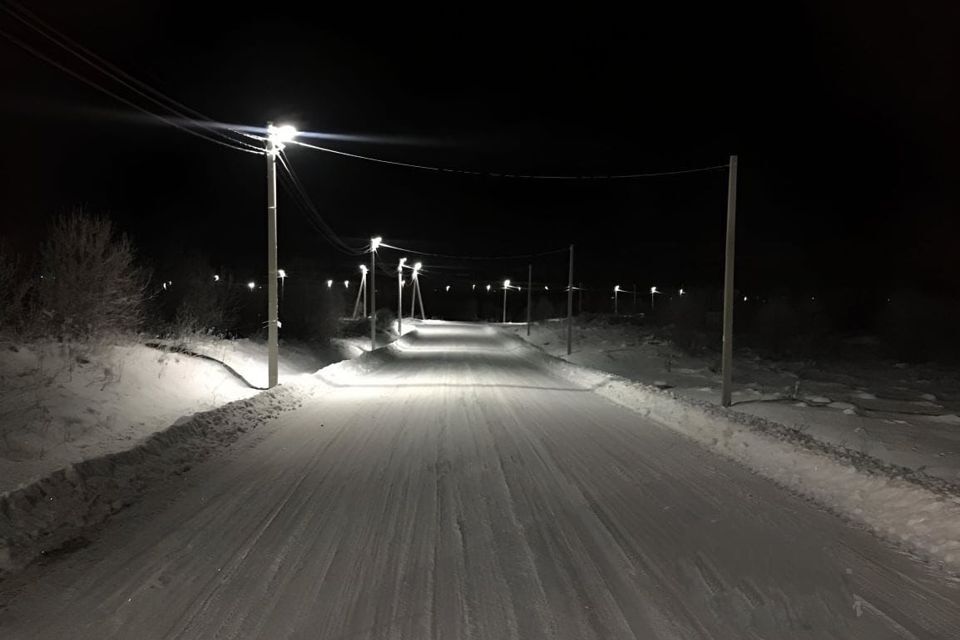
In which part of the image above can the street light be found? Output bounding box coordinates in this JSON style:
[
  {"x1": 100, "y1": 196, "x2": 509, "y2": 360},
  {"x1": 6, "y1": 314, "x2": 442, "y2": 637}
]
[
  {"x1": 247, "y1": 281, "x2": 256, "y2": 291},
  {"x1": 614, "y1": 285, "x2": 621, "y2": 315},
  {"x1": 486, "y1": 284, "x2": 491, "y2": 292},
  {"x1": 265, "y1": 122, "x2": 298, "y2": 388},
  {"x1": 502, "y1": 279, "x2": 511, "y2": 323},
  {"x1": 650, "y1": 285, "x2": 659, "y2": 310},
  {"x1": 445, "y1": 285, "x2": 450, "y2": 292},
  {"x1": 344, "y1": 280, "x2": 349, "y2": 288},
  {"x1": 326, "y1": 279, "x2": 333, "y2": 288},
  {"x1": 679, "y1": 288, "x2": 685, "y2": 296},
  {"x1": 213, "y1": 274, "x2": 220, "y2": 282},
  {"x1": 397, "y1": 257, "x2": 407, "y2": 336},
  {"x1": 370, "y1": 236, "x2": 382, "y2": 350}
]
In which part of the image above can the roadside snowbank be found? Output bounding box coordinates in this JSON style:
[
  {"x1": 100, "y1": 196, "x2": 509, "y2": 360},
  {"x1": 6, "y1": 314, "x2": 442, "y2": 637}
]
[
  {"x1": 0, "y1": 386, "x2": 302, "y2": 575},
  {"x1": 511, "y1": 320, "x2": 960, "y2": 485},
  {"x1": 517, "y1": 336, "x2": 960, "y2": 573}
]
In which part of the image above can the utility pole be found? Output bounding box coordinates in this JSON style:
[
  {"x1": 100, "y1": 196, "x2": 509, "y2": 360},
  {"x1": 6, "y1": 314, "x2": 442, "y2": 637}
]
[
  {"x1": 502, "y1": 280, "x2": 509, "y2": 323},
  {"x1": 265, "y1": 124, "x2": 279, "y2": 388},
  {"x1": 397, "y1": 258, "x2": 406, "y2": 337},
  {"x1": 614, "y1": 286, "x2": 619, "y2": 315},
  {"x1": 352, "y1": 266, "x2": 367, "y2": 319},
  {"x1": 721, "y1": 154, "x2": 738, "y2": 407},
  {"x1": 526, "y1": 264, "x2": 532, "y2": 336},
  {"x1": 416, "y1": 274, "x2": 426, "y2": 320},
  {"x1": 370, "y1": 236, "x2": 381, "y2": 351},
  {"x1": 567, "y1": 244, "x2": 574, "y2": 355}
]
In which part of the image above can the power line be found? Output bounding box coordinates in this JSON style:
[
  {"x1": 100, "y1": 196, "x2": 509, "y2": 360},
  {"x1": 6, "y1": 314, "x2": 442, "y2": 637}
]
[
  {"x1": 276, "y1": 151, "x2": 368, "y2": 256},
  {"x1": 378, "y1": 242, "x2": 569, "y2": 261},
  {"x1": 0, "y1": 4, "x2": 262, "y2": 154},
  {"x1": 288, "y1": 139, "x2": 729, "y2": 181}
]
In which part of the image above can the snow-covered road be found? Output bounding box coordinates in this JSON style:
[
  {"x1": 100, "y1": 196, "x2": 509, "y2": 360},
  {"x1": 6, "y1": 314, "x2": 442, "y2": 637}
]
[{"x1": 1, "y1": 323, "x2": 958, "y2": 639}]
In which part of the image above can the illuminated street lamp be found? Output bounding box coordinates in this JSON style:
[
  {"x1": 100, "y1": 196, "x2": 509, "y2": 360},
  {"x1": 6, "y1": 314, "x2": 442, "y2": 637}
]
[
  {"x1": 614, "y1": 285, "x2": 621, "y2": 315},
  {"x1": 326, "y1": 279, "x2": 333, "y2": 289},
  {"x1": 397, "y1": 257, "x2": 407, "y2": 335},
  {"x1": 486, "y1": 284, "x2": 491, "y2": 292},
  {"x1": 369, "y1": 237, "x2": 382, "y2": 350},
  {"x1": 445, "y1": 285, "x2": 451, "y2": 292},
  {"x1": 344, "y1": 280, "x2": 349, "y2": 288},
  {"x1": 213, "y1": 274, "x2": 220, "y2": 282},
  {"x1": 265, "y1": 123, "x2": 298, "y2": 388},
  {"x1": 247, "y1": 281, "x2": 256, "y2": 291},
  {"x1": 650, "y1": 285, "x2": 660, "y2": 310},
  {"x1": 679, "y1": 288, "x2": 685, "y2": 296},
  {"x1": 502, "y1": 279, "x2": 512, "y2": 323}
]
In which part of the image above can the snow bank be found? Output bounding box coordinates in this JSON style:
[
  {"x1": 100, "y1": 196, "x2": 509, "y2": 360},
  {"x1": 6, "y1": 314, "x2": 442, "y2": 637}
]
[
  {"x1": 518, "y1": 338, "x2": 960, "y2": 574},
  {"x1": 0, "y1": 385, "x2": 302, "y2": 576}
]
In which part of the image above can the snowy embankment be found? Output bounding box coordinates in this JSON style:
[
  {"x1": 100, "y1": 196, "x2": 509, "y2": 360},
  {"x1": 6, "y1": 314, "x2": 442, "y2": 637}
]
[
  {"x1": 0, "y1": 336, "x2": 333, "y2": 575},
  {"x1": 512, "y1": 319, "x2": 960, "y2": 485},
  {"x1": 507, "y1": 330, "x2": 960, "y2": 572}
]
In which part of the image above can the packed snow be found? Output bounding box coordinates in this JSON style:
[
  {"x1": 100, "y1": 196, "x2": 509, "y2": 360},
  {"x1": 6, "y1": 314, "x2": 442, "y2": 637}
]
[{"x1": 1, "y1": 322, "x2": 958, "y2": 639}]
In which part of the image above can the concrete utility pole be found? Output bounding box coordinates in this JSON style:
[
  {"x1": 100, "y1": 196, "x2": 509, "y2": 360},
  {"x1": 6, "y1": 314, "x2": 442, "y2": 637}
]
[
  {"x1": 526, "y1": 264, "x2": 532, "y2": 336},
  {"x1": 567, "y1": 244, "x2": 574, "y2": 355},
  {"x1": 370, "y1": 236, "x2": 381, "y2": 351},
  {"x1": 265, "y1": 125, "x2": 279, "y2": 388},
  {"x1": 397, "y1": 258, "x2": 407, "y2": 337},
  {"x1": 502, "y1": 279, "x2": 510, "y2": 323},
  {"x1": 721, "y1": 154, "x2": 739, "y2": 407}
]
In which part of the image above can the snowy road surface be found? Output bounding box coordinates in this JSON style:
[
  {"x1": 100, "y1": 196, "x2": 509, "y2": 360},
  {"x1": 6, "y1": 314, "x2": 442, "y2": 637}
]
[{"x1": 1, "y1": 323, "x2": 958, "y2": 639}]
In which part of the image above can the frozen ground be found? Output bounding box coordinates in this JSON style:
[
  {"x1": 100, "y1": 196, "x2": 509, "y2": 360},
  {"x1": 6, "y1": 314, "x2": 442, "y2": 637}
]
[
  {"x1": 0, "y1": 336, "x2": 330, "y2": 493},
  {"x1": 1, "y1": 322, "x2": 958, "y2": 638},
  {"x1": 509, "y1": 318, "x2": 960, "y2": 486}
]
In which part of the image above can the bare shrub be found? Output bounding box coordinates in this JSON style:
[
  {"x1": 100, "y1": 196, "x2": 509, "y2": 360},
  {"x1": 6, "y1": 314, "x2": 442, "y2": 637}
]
[
  {"x1": 0, "y1": 242, "x2": 36, "y2": 335},
  {"x1": 38, "y1": 210, "x2": 147, "y2": 340}
]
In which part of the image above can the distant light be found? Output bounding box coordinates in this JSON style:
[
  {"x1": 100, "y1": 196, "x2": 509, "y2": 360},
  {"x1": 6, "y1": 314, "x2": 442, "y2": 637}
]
[
  {"x1": 743, "y1": 295, "x2": 748, "y2": 301},
  {"x1": 679, "y1": 288, "x2": 685, "y2": 296},
  {"x1": 503, "y1": 279, "x2": 511, "y2": 289},
  {"x1": 413, "y1": 262, "x2": 422, "y2": 272},
  {"x1": 344, "y1": 280, "x2": 350, "y2": 288},
  {"x1": 162, "y1": 282, "x2": 167, "y2": 291},
  {"x1": 445, "y1": 285, "x2": 450, "y2": 292},
  {"x1": 614, "y1": 285, "x2": 620, "y2": 292},
  {"x1": 370, "y1": 236, "x2": 382, "y2": 251},
  {"x1": 213, "y1": 274, "x2": 220, "y2": 282},
  {"x1": 327, "y1": 279, "x2": 333, "y2": 288},
  {"x1": 472, "y1": 284, "x2": 476, "y2": 290},
  {"x1": 360, "y1": 264, "x2": 368, "y2": 274},
  {"x1": 247, "y1": 281, "x2": 256, "y2": 290},
  {"x1": 277, "y1": 320, "x2": 282, "y2": 329},
  {"x1": 267, "y1": 123, "x2": 298, "y2": 145},
  {"x1": 544, "y1": 285, "x2": 549, "y2": 290},
  {"x1": 278, "y1": 268, "x2": 287, "y2": 279},
  {"x1": 486, "y1": 284, "x2": 491, "y2": 292},
  {"x1": 650, "y1": 286, "x2": 659, "y2": 294},
  {"x1": 398, "y1": 257, "x2": 407, "y2": 272}
]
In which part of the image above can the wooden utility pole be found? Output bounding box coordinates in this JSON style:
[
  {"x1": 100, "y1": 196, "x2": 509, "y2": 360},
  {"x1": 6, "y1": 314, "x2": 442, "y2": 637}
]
[{"x1": 721, "y1": 155, "x2": 738, "y2": 407}]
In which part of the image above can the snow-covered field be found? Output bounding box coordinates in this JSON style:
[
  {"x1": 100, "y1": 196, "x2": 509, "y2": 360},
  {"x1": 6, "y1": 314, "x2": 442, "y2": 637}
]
[
  {"x1": 0, "y1": 336, "x2": 331, "y2": 493},
  {"x1": 510, "y1": 318, "x2": 960, "y2": 486},
  {"x1": 2, "y1": 322, "x2": 958, "y2": 638}
]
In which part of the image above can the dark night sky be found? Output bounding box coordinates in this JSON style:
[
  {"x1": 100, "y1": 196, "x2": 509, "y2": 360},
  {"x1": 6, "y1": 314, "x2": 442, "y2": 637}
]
[{"x1": 2, "y1": 2, "x2": 958, "y2": 298}]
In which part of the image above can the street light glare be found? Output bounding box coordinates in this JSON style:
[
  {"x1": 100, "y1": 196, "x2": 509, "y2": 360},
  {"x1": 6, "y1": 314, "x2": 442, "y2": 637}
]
[
  {"x1": 360, "y1": 264, "x2": 368, "y2": 273},
  {"x1": 213, "y1": 274, "x2": 220, "y2": 282},
  {"x1": 267, "y1": 123, "x2": 298, "y2": 144},
  {"x1": 413, "y1": 262, "x2": 422, "y2": 271},
  {"x1": 344, "y1": 280, "x2": 350, "y2": 288},
  {"x1": 504, "y1": 279, "x2": 511, "y2": 288},
  {"x1": 614, "y1": 285, "x2": 620, "y2": 292},
  {"x1": 327, "y1": 279, "x2": 333, "y2": 288},
  {"x1": 370, "y1": 236, "x2": 382, "y2": 251},
  {"x1": 278, "y1": 268, "x2": 287, "y2": 279},
  {"x1": 650, "y1": 286, "x2": 659, "y2": 294},
  {"x1": 247, "y1": 281, "x2": 256, "y2": 290}
]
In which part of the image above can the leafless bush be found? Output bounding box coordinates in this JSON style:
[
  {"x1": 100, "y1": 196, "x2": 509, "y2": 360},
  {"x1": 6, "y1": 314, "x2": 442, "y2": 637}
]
[
  {"x1": 0, "y1": 241, "x2": 36, "y2": 335},
  {"x1": 38, "y1": 210, "x2": 147, "y2": 340}
]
